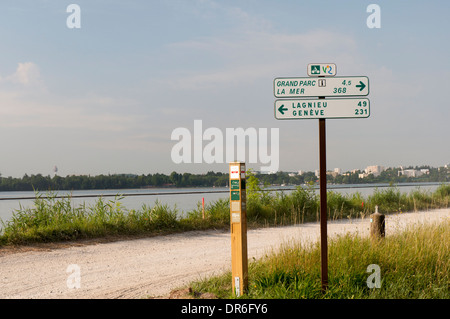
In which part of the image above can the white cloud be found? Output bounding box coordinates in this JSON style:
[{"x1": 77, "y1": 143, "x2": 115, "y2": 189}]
[
  {"x1": 169, "y1": 29, "x2": 357, "y2": 61},
  {"x1": 160, "y1": 29, "x2": 358, "y2": 91},
  {"x1": 2, "y1": 62, "x2": 41, "y2": 86},
  {"x1": 0, "y1": 62, "x2": 143, "y2": 133},
  {"x1": 0, "y1": 93, "x2": 141, "y2": 132},
  {"x1": 171, "y1": 0, "x2": 273, "y2": 32}
]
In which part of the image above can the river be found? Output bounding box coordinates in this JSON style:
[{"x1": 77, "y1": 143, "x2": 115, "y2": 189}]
[{"x1": 0, "y1": 182, "x2": 446, "y2": 223}]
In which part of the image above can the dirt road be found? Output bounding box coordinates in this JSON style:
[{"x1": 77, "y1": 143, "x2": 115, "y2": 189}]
[{"x1": 0, "y1": 208, "x2": 448, "y2": 299}]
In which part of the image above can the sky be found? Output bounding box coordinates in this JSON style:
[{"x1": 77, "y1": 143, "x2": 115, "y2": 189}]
[{"x1": 0, "y1": 0, "x2": 449, "y2": 178}]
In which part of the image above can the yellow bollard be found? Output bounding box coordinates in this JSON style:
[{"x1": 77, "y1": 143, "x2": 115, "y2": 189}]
[{"x1": 229, "y1": 162, "x2": 248, "y2": 297}]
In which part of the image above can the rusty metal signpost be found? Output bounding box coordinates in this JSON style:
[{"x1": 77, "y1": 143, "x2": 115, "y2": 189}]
[{"x1": 273, "y1": 64, "x2": 370, "y2": 291}]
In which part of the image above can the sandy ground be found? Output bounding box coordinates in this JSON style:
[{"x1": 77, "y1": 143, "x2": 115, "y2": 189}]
[{"x1": 0, "y1": 208, "x2": 448, "y2": 299}]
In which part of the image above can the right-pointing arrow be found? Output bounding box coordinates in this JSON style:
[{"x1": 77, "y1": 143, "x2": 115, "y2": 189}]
[
  {"x1": 278, "y1": 104, "x2": 288, "y2": 115},
  {"x1": 356, "y1": 81, "x2": 366, "y2": 91}
]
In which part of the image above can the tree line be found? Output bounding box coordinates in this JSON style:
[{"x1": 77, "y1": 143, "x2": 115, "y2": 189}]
[
  {"x1": 0, "y1": 166, "x2": 448, "y2": 192},
  {"x1": 0, "y1": 171, "x2": 229, "y2": 192}
]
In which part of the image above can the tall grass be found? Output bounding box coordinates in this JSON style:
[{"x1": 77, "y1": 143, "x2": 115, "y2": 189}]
[
  {"x1": 189, "y1": 220, "x2": 450, "y2": 299},
  {"x1": 0, "y1": 193, "x2": 181, "y2": 245},
  {"x1": 0, "y1": 184, "x2": 449, "y2": 246},
  {"x1": 249, "y1": 183, "x2": 449, "y2": 226}
]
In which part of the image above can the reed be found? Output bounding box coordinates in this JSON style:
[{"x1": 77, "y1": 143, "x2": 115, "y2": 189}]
[{"x1": 0, "y1": 184, "x2": 448, "y2": 246}]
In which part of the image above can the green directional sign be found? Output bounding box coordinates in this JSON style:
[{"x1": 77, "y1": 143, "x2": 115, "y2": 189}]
[
  {"x1": 274, "y1": 98, "x2": 370, "y2": 120},
  {"x1": 274, "y1": 76, "x2": 369, "y2": 98}
]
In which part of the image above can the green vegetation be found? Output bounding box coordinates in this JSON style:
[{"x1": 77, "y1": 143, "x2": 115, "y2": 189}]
[
  {"x1": 0, "y1": 171, "x2": 229, "y2": 191},
  {"x1": 0, "y1": 180, "x2": 448, "y2": 246},
  {"x1": 0, "y1": 194, "x2": 180, "y2": 245},
  {"x1": 0, "y1": 165, "x2": 448, "y2": 192},
  {"x1": 189, "y1": 220, "x2": 449, "y2": 299}
]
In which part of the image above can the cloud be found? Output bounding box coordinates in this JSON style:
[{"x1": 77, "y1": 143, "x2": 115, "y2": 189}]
[
  {"x1": 171, "y1": 0, "x2": 273, "y2": 32},
  {"x1": 2, "y1": 62, "x2": 42, "y2": 86},
  {"x1": 0, "y1": 92, "x2": 141, "y2": 132},
  {"x1": 169, "y1": 29, "x2": 357, "y2": 62},
  {"x1": 158, "y1": 29, "x2": 358, "y2": 91},
  {"x1": 0, "y1": 62, "x2": 143, "y2": 133}
]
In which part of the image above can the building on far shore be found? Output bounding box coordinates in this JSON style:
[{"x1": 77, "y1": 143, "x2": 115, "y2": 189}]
[
  {"x1": 398, "y1": 167, "x2": 429, "y2": 178},
  {"x1": 358, "y1": 165, "x2": 385, "y2": 178},
  {"x1": 314, "y1": 168, "x2": 341, "y2": 178}
]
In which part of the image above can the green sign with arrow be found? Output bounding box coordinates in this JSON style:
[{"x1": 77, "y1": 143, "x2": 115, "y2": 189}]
[
  {"x1": 274, "y1": 98, "x2": 370, "y2": 120},
  {"x1": 273, "y1": 64, "x2": 372, "y2": 293},
  {"x1": 274, "y1": 76, "x2": 369, "y2": 98}
]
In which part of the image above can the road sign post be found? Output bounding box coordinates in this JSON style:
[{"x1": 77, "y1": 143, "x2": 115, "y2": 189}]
[
  {"x1": 229, "y1": 162, "x2": 248, "y2": 297},
  {"x1": 273, "y1": 64, "x2": 371, "y2": 292},
  {"x1": 318, "y1": 112, "x2": 328, "y2": 292}
]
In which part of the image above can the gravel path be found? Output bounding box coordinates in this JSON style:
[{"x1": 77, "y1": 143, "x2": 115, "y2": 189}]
[{"x1": 0, "y1": 208, "x2": 448, "y2": 299}]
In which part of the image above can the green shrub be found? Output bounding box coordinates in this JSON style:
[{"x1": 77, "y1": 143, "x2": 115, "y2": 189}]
[
  {"x1": 1, "y1": 184, "x2": 448, "y2": 246},
  {"x1": 189, "y1": 221, "x2": 450, "y2": 299}
]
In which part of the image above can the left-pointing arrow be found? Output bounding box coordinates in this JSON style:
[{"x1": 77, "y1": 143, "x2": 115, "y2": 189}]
[{"x1": 278, "y1": 104, "x2": 288, "y2": 115}]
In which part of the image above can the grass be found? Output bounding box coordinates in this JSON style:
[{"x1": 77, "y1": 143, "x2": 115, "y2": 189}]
[
  {"x1": 246, "y1": 183, "x2": 449, "y2": 226},
  {"x1": 0, "y1": 184, "x2": 449, "y2": 247},
  {"x1": 188, "y1": 220, "x2": 450, "y2": 299},
  {"x1": 0, "y1": 193, "x2": 184, "y2": 245}
]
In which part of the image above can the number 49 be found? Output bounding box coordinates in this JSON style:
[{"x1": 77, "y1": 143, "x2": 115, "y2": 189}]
[{"x1": 358, "y1": 101, "x2": 367, "y2": 107}]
